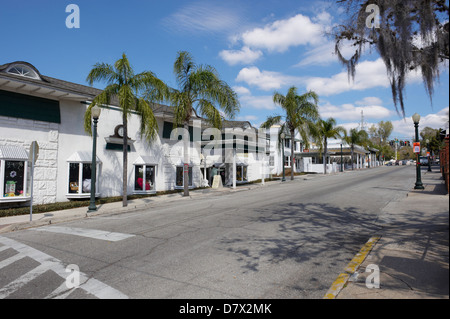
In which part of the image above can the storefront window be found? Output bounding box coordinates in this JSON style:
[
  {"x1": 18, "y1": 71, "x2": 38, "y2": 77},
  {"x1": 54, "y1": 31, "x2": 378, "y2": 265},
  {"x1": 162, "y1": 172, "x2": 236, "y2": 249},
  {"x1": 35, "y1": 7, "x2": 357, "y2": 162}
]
[
  {"x1": 68, "y1": 162, "x2": 97, "y2": 195},
  {"x1": 176, "y1": 166, "x2": 192, "y2": 187},
  {"x1": 236, "y1": 165, "x2": 248, "y2": 182},
  {"x1": 134, "y1": 165, "x2": 155, "y2": 191},
  {"x1": 3, "y1": 161, "x2": 26, "y2": 197}
]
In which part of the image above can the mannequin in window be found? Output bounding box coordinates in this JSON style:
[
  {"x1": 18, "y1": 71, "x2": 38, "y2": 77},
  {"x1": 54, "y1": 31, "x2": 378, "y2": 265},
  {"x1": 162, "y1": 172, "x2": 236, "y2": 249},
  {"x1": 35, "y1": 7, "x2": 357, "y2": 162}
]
[{"x1": 137, "y1": 177, "x2": 151, "y2": 190}]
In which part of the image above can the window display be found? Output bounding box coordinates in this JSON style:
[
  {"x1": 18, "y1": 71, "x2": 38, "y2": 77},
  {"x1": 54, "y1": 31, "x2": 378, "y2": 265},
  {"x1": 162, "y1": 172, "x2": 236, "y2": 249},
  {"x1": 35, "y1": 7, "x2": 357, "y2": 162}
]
[
  {"x1": 134, "y1": 165, "x2": 155, "y2": 191},
  {"x1": 176, "y1": 166, "x2": 192, "y2": 187},
  {"x1": 3, "y1": 161, "x2": 25, "y2": 197}
]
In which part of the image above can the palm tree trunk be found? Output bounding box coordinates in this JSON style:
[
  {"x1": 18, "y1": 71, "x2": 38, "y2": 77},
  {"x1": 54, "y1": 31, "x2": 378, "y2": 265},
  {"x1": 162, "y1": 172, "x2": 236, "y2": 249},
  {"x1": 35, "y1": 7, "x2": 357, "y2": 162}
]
[
  {"x1": 324, "y1": 138, "x2": 328, "y2": 174},
  {"x1": 290, "y1": 128, "x2": 295, "y2": 180},
  {"x1": 122, "y1": 113, "x2": 128, "y2": 207},
  {"x1": 183, "y1": 121, "x2": 190, "y2": 196}
]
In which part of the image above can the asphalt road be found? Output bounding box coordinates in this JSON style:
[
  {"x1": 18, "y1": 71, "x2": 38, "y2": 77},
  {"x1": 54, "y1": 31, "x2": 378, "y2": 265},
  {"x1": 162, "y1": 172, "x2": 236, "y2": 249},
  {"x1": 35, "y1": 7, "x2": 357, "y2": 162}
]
[{"x1": 0, "y1": 165, "x2": 416, "y2": 299}]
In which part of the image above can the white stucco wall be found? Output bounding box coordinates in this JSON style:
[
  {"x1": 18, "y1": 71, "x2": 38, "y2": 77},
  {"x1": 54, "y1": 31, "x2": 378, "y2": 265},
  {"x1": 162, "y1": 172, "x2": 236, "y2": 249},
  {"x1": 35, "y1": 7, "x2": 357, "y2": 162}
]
[{"x1": 0, "y1": 115, "x2": 59, "y2": 205}]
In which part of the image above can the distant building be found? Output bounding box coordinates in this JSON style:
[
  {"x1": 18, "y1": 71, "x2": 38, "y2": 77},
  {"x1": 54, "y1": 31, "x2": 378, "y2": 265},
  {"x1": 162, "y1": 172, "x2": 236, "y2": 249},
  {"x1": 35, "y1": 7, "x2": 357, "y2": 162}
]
[{"x1": 265, "y1": 124, "x2": 379, "y2": 175}]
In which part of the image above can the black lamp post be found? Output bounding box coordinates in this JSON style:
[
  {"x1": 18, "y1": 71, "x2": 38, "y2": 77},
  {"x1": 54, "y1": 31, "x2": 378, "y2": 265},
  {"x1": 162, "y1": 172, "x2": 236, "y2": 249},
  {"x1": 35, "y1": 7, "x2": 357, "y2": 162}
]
[
  {"x1": 426, "y1": 139, "x2": 432, "y2": 172},
  {"x1": 281, "y1": 132, "x2": 286, "y2": 182},
  {"x1": 88, "y1": 105, "x2": 101, "y2": 212},
  {"x1": 412, "y1": 113, "x2": 424, "y2": 190},
  {"x1": 340, "y1": 143, "x2": 343, "y2": 172}
]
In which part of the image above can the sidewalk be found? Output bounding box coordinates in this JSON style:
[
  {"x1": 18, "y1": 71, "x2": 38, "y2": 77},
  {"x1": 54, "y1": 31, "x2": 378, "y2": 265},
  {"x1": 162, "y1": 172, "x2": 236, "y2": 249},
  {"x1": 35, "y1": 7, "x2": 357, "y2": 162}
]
[
  {"x1": 0, "y1": 180, "x2": 275, "y2": 234},
  {"x1": 332, "y1": 167, "x2": 449, "y2": 299}
]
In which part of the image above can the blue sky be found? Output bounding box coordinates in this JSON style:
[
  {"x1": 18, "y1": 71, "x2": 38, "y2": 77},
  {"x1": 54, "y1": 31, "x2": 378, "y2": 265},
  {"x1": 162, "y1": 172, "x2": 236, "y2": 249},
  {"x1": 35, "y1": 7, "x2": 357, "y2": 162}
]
[{"x1": 1, "y1": 0, "x2": 448, "y2": 140}]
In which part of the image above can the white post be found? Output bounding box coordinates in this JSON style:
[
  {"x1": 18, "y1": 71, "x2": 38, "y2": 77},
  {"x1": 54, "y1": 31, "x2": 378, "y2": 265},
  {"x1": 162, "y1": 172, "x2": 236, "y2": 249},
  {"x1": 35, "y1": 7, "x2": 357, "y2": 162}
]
[{"x1": 233, "y1": 149, "x2": 236, "y2": 189}]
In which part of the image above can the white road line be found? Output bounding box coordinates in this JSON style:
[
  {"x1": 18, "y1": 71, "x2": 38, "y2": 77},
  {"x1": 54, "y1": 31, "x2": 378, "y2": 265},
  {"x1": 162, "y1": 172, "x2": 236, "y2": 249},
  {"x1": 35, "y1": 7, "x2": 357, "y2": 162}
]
[
  {"x1": 32, "y1": 226, "x2": 135, "y2": 242},
  {"x1": 45, "y1": 282, "x2": 76, "y2": 299},
  {"x1": 0, "y1": 236, "x2": 128, "y2": 299}
]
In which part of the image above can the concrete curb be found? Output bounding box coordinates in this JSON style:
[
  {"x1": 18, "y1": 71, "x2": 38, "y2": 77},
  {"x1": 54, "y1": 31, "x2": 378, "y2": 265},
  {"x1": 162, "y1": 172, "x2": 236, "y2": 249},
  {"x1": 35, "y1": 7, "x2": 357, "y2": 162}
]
[{"x1": 324, "y1": 236, "x2": 381, "y2": 299}]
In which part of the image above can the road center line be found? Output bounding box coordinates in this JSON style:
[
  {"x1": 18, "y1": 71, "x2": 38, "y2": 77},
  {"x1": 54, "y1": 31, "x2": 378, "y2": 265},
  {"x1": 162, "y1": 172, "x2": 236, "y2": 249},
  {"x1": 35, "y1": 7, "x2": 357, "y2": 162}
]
[{"x1": 32, "y1": 226, "x2": 135, "y2": 242}]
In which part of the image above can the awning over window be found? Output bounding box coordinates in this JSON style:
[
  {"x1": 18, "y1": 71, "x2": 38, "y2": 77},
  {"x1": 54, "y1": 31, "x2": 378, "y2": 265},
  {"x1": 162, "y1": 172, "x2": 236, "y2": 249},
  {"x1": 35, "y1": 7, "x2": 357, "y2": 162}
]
[
  {"x1": 0, "y1": 145, "x2": 28, "y2": 160},
  {"x1": 67, "y1": 151, "x2": 102, "y2": 163},
  {"x1": 133, "y1": 155, "x2": 159, "y2": 166}
]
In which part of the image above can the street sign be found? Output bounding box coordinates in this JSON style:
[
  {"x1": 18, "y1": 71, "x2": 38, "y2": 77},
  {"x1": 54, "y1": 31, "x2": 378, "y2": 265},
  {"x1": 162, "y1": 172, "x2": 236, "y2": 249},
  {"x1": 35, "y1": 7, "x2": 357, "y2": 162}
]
[
  {"x1": 29, "y1": 141, "x2": 39, "y2": 164},
  {"x1": 413, "y1": 142, "x2": 420, "y2": 153},
  {"x1": 29, "y1": 141, "x2": 39, "y2": 222}
]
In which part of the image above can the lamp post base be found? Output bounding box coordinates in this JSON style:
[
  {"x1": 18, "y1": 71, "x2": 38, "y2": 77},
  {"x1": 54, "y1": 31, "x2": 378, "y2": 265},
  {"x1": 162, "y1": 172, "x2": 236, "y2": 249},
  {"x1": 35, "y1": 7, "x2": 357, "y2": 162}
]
[
  {"x1": 87, "y1": 205, "x2": 97, "y2": 213},
  {"x1": 414, "y1": 183, "x2": 424, "y2": 190}
]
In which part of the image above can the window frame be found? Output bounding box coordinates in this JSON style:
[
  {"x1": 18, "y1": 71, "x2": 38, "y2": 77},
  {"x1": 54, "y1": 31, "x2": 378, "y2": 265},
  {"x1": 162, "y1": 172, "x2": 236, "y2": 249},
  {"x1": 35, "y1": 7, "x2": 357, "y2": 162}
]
[
  {"x1": 66, "y1": 159, "x2": 101, "y2": 199},
  {"x1": 235, "y1": 164, "x2": 248, "y2": 183},
  {"x1": 0, "y1": 159, "x2": 30, "y2": 203},
  {"x1": 133, "y1": 164, "x2": 156, "y2": 194},
  {"x1": 175, "y1": 165, "x2": 193, "y2": 189},
  {"x1": 6, "y1": 64, "x2": 40, "y2": 80}
]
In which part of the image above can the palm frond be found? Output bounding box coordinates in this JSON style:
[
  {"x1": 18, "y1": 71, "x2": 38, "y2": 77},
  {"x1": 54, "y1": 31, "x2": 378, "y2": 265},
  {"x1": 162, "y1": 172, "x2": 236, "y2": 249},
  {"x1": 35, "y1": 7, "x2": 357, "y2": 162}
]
[
  {"x1": 197, "y1": 99, "x2": 223, "y2": 129},
  {"x1": 86, "y1": 62, "x2": 118, "y2": 86},
  {"x1": 135, "y1": 98, "x2": 159, "y2": 142},
  {"x1": 114, "y1": 53, "x2": 134, "y2": 83},
  {"x1": 260, "y1": 115, "x2": 282, "y2": 129}
]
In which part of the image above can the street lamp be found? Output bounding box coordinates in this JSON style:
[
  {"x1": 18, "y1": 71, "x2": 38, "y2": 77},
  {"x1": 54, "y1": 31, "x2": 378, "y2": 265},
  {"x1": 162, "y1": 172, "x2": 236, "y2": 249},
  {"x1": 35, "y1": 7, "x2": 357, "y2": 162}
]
[
  {"x1": 412, "y1": 113, "x2": 424, "y2": 190},
  {"x1": 280, "y1": 132, "x2": 286, "y2": 182},
  {"x1": 340, "y1": 143, "x2": 343, "y2": 172},
  {"x1": 88, "y1": 105, "x2": 101, "y2": 212},
  {"x1": 426, "y1": 138, "x2": 432, "y2": 172}
]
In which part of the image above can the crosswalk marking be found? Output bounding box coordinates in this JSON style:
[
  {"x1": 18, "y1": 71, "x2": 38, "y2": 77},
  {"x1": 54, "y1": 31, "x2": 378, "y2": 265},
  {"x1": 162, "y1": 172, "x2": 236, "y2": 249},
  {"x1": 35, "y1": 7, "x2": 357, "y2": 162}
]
[
  {"x1": 0, "y1": 236, "x2": 128, "y2": 299},
  {"x1": 32, "y1": 226, "x2": 135, "y2": 242},
  {"x1": 0, "y1": 263, "x2": 50, "y2": 299},
  {"x1": 0, "y1": 253, "x2": 25, "y2": 270}
]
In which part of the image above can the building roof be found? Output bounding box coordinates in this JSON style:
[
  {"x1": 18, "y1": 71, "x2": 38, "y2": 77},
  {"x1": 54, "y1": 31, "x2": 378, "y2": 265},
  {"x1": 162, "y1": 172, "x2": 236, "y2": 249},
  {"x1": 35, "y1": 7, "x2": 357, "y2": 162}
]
[
  {"x1": 0, "y1": 61, "x2": 103, "y2": 101},
  {"x1": 1, "y1": 61, "x2": 257, "y2": 132}
]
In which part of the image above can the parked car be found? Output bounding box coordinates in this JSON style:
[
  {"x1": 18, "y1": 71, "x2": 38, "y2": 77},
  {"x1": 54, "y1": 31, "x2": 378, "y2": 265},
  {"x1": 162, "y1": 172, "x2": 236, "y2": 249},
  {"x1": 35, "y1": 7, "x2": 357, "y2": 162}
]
[{"x1": 419, "y1": 156, "x2": 428, "y2": 166}]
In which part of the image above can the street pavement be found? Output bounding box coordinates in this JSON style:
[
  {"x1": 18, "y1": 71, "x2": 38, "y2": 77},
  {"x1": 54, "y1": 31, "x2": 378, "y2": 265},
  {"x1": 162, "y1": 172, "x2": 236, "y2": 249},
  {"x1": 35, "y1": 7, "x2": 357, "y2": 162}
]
[{"x1": 0, "y1": 166, "x2": 448, "y2": 299}]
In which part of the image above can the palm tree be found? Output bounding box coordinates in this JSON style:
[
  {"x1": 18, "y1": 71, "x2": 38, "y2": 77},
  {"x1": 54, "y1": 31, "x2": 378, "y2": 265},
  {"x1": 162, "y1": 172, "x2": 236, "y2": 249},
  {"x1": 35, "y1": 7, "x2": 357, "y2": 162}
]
[
  {"x1": 84, "y1": 53, "x2": 168, "y2": 207},
  {"x1": 343, "y1": 128, "x2": 369, "y2": 170},
  {"x1": 313, "y1": 118, "x2": 346, "y2": 174},
  {"x1": 169, "y1": 51, "x2": 240, "y2": 196},
  {"x1": 261, "y1": 87, "x2": 319, "y2": 180}
]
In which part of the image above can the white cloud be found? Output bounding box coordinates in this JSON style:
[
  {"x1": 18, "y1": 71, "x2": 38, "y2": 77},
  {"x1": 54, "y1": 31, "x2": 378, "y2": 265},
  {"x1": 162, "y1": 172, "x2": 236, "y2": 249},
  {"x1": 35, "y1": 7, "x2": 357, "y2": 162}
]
[
  {"x1": 239, "y1": 94, "x2": 276, "y2": 110},
  {"x1": 295, "y1": 40, "x2": 357, "y2": 67},
  {"x1": 319, "y1": 100, "x2": 393, "y2": 121},
  {"x1": 240, "y1": 13, "x2": 324, "y2": 53},
  {"x1": 236, "y1": 66, "x2": 300, "y2": 91},
  {"x1": 355, "y1": 96, "x2": 383, "y2": 106},
  {"x1": 233, "y1": 86, "x2": 251, "y2": 95},
  {"x1": 305, "y1": 59, "x2": 390, "y2": 96},
  {"x1": 162, "y1": 2, "x2": 243, "y2": 34},
  {"x1": 305, "y1": 58, "x2": 426, "y2": 96},
  {"x1": 219, "y1": 47, "x2": 263, "y2": 66}
]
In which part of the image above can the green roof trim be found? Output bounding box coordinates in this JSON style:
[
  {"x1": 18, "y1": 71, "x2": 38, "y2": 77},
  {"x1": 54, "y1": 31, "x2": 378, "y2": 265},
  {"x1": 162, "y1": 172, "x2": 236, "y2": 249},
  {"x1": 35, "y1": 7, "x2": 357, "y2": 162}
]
[{"x1": 0, "y1": 89, "x2": 61, "y2": 124}]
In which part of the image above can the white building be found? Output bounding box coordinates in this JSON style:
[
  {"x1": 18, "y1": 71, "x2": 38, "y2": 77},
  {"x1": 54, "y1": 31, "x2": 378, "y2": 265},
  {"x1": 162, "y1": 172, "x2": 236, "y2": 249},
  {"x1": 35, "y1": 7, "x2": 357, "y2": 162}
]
[
  {"x1": 0, "y1": 61, "x2": 267, "y2": 207},
  {"x1": 265, "y1": 124, "x2": 380, "y2": 175}
]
